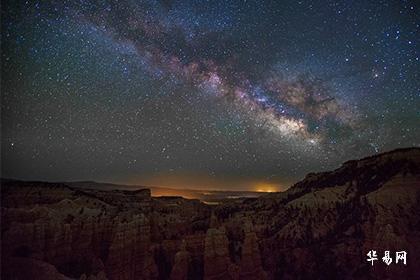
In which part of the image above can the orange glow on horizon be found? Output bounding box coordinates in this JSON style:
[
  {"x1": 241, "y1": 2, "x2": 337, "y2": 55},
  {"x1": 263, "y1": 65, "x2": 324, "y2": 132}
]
[
  {"x1": 120, "y1": 172, "x2": 287, "y2": 192},
  {"x1": 255, "y1": 183, "x2": 279, "y2": 193}
]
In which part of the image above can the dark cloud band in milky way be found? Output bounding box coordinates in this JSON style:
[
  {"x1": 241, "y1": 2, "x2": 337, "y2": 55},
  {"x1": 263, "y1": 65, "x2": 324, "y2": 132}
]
[{"x1": 72, "y1": 0, "x2": 358, "y2": 147}]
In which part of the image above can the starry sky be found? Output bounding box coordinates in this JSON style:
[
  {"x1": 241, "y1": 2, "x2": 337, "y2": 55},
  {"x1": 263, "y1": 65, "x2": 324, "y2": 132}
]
[{"x1": 1, "y1": 0, "x2": 419, "y2": 191}]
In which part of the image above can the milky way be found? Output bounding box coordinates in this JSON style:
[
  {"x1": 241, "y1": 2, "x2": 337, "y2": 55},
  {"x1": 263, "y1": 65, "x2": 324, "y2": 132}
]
[{"x1": 2, "y1": 0, "x2": 419, "y2": 190}]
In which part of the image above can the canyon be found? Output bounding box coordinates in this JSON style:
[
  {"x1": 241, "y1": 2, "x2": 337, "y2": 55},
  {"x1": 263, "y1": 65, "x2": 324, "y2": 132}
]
[{"x1": 1, "y1": 148, "x2": 420, "y2": 279}]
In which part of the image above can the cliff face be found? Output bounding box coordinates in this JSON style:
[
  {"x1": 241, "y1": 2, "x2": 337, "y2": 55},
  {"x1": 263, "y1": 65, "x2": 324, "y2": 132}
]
[
  {"x1": 1, "y1": 148, "x2": 420, "y2": 280},
  {"x1": 215, "y1": 148, "x2": 420, "y2": 279}
]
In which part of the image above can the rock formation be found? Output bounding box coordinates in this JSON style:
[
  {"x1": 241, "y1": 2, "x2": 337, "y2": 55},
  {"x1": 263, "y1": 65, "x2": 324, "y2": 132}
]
[
  {"x1": 239, "y1": 221, "x2": 266, "y2": 280},
  {"x1": 170, "y1": 240, "x2": 191, "y2": 280},
  {"x1": 203, "y1": 227, "x2": 234, "y2": 280}
]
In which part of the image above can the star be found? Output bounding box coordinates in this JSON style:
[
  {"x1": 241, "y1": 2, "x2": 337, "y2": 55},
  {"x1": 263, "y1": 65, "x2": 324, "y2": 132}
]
[{"x1": 1, "y1": 0, "x2": 418, "y2": 190}]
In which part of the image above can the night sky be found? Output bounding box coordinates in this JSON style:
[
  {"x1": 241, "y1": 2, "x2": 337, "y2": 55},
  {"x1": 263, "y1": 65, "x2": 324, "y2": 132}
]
[{"x1": 1, "y1": 0, "x2": 419, "y2": 191}]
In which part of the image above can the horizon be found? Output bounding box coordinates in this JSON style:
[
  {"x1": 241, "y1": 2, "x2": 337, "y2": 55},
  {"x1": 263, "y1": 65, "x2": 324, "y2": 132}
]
[
  {"x1": 3, "y1": 146, "x2": 418, "y2": 193},
  {"x1": 1, "y1": 176, "x2": 282, "y2": 193}
]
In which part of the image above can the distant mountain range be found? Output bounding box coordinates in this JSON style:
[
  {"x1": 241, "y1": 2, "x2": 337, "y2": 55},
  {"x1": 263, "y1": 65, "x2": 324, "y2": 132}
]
[
  {"x1": 63, "y1": 181, "x2": 266, "y2": 203},
  {"x1": 0, "y1": 179, "x2": 266, "y2": 203}
]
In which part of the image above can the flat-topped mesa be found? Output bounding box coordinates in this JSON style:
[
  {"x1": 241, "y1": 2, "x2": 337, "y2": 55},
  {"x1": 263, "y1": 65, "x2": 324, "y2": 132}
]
[
  {"x1": 78, "y1": 188, "x2": 153, "y2": 211},
  {"x1": 0, "y1": 179, "x2": 153, "y2": 213},
  {"x1": 0, "y1": 180, "x2": 75, "y2": 208}
]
